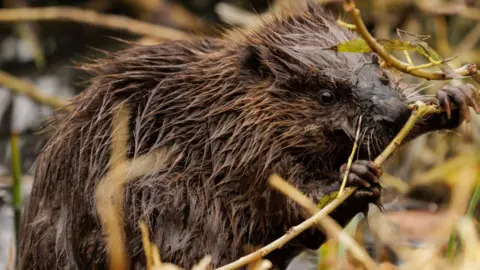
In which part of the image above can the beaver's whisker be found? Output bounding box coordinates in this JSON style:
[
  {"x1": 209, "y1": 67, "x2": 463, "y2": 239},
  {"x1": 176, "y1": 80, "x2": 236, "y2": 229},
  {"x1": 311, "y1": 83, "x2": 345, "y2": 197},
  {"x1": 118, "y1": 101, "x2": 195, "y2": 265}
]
[
  {"x1": 368, "y1": 128, "x2": 374, "y2": 160},
  {"x1": 357, "y1": 126, "x2": 369, "y2": 160},
  {"x1": 407, "y1": 94, "x2": 436, "y2": 103},
  {"x1": 405, "y1": 84, "x2": 433, "y2": 99},
  {"x1": 403, "y1": 80, "x2": 430, "y2": 95}
]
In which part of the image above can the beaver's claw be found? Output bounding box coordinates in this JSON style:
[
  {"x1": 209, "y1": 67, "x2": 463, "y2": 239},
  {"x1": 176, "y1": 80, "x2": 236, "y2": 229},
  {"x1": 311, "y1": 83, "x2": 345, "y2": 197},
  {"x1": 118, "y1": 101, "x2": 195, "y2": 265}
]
[
  {"x1": 340, "y1": 160, "x2": 381, "y2": 203},
  {"x1": 437, "y1": 84, "x2": 480, "y2": 123}
]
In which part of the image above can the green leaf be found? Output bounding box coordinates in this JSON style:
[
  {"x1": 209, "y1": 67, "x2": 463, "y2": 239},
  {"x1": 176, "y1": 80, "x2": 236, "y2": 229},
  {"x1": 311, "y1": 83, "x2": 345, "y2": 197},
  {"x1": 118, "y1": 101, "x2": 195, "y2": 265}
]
[
  {"x1": 413, "y1": 41, "x2": 459, "y2": 78},
  {"x1": 328, "y1": 38, "x2": 418, "y2": 53},
  {"x1": 317, "y1": 191, "x2": 339, "y2": 209},
  {"x1": 414, "y1": 41, "x2": 441, "y2": 61}
]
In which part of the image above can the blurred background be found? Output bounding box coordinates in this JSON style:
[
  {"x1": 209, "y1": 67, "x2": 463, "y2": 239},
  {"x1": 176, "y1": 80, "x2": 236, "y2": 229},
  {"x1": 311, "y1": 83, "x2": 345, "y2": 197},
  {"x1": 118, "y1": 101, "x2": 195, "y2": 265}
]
[{"x1": 0, "y1": 0, "x2": 479, "y2": 269}]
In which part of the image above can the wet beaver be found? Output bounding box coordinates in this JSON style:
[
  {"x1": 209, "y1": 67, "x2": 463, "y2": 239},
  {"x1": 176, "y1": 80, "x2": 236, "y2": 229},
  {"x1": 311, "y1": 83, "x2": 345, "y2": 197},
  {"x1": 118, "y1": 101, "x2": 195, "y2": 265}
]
[{"x1": 19, "y1": 3, "x2": 479, "y2": 270}]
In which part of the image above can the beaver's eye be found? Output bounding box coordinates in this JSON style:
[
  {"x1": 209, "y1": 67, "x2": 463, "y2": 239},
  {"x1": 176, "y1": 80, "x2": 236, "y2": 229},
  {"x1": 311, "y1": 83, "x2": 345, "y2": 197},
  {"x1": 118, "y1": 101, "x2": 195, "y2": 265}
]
[{"x1": 318, "y1": 90, "x2": 336, "y2": 105}]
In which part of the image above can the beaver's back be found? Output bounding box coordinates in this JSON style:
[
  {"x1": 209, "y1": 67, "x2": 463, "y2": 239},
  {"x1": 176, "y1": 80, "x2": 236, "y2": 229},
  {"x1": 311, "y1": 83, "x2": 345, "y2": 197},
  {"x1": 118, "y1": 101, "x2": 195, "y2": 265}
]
[{"x1": 19, "y1": 38, "x2": 243, "y2": 269}]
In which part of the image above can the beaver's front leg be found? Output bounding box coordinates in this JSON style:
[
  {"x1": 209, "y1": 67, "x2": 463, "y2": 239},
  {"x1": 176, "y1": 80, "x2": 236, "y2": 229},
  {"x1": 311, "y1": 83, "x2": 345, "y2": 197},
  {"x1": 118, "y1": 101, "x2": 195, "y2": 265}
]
[
  {"x1": 418, "y1": 84, "x2": 479, "y2": 132},
  {"x1": 327, "y1": 160, "x2": 382, "y2": 228},
  {"x1": 302, "y1": 160, "x2": 381, "y2": 250}
]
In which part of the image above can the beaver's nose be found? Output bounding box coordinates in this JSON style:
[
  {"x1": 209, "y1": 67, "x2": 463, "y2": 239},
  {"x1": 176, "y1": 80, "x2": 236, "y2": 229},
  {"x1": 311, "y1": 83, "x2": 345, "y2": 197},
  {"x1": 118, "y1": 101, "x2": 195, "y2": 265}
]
[
  {"x1": 379, "y1": 117, "x2": 402, "y2": 136},
  {"x1": 374, "y1": 97, "x2": 411, "y2": 135}
]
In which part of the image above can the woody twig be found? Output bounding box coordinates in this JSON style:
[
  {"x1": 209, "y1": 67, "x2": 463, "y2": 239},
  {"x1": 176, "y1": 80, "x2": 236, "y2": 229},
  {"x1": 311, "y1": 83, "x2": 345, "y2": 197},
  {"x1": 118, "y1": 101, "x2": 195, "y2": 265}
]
[{"x1": 343, "y1": 0, "x2": 478, "y2": 80}]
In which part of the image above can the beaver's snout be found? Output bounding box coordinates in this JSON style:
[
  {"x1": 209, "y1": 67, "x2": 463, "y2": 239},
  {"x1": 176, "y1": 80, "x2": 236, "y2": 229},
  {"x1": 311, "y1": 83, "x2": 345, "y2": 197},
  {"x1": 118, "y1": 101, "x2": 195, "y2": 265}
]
[
  {"x1": 372, "y1": 95, "x2": 411, "y2": 136},
  {"x1": 353, "y1": 65, "x2": 411, "y2": 136}
]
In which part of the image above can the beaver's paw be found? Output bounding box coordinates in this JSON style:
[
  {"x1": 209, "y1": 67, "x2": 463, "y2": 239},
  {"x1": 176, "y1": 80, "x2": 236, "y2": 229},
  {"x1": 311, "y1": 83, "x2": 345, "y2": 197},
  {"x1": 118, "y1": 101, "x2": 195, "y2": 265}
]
[
  {"x1": 340, "y1": 160, "x2": 381, "y2": 203},
  {"x1": 437, "y1": 84, "x2": 480, "y2": 124}
]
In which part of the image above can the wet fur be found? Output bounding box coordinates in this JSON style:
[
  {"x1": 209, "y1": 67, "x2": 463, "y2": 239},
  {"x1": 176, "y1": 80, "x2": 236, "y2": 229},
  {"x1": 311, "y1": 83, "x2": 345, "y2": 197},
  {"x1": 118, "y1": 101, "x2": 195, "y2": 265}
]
[{"x1": 20, "y1": 4, "x2": 432, "y2": 270}]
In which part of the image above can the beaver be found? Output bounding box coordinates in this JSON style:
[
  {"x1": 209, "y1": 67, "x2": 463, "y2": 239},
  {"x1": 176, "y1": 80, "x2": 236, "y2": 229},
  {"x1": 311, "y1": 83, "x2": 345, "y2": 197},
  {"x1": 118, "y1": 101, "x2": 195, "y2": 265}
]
[{"x1": 19, "y1": 2, "x2": 479, "y2": 270}]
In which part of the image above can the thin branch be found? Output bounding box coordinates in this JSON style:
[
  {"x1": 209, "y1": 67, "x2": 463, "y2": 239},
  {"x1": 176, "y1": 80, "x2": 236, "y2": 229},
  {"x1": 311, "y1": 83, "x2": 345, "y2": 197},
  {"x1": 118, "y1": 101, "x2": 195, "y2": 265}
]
[
  {"x1": 215, "y1": 188, "x2": 356, "y2": 270},
  {"x1": 269, "y1": 175, "x2": 377, "y2": 270},
  {"x1": 0, "y1": 70, "x2": 71, "y2": 111},
  {"x1": 338, "y1": 116, "x2": 362, "y2": 197},
  {"x1": 0, "y1": 7, "x2": 191, "y2": 40},
  {"x1": 337, "y1": 19, "x2": 357, "y2": 30},
  {"x1": 396, "y1": 28, "x2": 414, "y2": 65},
  {"x1": 344, "y1": 0, "x2": 477, "y2": 80},
  {"x1": 406, "y1": 61, "x2": 445, "y2": 71}
]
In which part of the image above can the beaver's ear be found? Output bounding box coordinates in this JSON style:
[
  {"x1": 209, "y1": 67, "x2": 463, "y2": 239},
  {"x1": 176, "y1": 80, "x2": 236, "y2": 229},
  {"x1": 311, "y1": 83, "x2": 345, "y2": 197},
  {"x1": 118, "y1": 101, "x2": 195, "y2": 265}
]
[{"x1": 239, "y1": 44, "x2": 273, "y2": 79}]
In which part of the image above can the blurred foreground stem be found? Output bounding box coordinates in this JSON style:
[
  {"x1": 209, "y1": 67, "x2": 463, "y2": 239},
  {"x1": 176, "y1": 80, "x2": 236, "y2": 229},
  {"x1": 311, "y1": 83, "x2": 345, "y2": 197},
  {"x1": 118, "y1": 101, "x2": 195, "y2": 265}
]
[
  {"x1": 10, "y1": 132, "x2": 23, "y2": 265},
  {"x1": 0, "y1": 6, "x2": 190, "y2": 40},
  {"x1": 0, "y1": 70, "x2": 71, "y2": 111},
  {"x1": 467, "y1": 181, "x2": 480, "y2": 217}
]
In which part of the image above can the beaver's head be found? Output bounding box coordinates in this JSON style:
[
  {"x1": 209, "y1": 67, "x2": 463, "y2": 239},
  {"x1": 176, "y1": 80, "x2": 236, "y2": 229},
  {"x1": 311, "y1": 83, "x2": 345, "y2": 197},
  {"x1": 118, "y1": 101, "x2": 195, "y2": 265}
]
[{"x1": 236, "y1": 4, "x2": 411, "y2": 172}]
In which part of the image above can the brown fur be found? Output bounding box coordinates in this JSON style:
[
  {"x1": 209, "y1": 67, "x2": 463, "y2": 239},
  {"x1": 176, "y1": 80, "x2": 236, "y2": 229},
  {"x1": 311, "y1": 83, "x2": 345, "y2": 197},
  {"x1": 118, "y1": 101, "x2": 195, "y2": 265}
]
[{"x1": 19, "y1": 3, "x2": 449, "y2": 270}]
